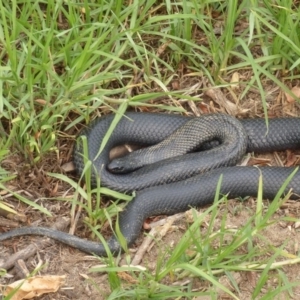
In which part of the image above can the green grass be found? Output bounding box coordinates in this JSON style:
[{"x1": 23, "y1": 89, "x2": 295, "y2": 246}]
[
  {"x1": 86, "y1": 173, "x2": 300, "y2": 299},
  {"x1": 1, "y1": 0, "x2": 300, "y2": 299}
]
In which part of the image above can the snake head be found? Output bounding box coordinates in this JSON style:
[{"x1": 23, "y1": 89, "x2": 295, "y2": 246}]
[
  {"x1": 108, "y1": 156, "x2": 141, "y2": 174},
  {"x1": 107, "y1": 160, "x2": 126, "y2": 173}
]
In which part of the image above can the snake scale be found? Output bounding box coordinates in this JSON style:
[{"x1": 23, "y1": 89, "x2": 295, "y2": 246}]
[{"x1": 1, "y1": 112, "x2": 300, "y2": 256}]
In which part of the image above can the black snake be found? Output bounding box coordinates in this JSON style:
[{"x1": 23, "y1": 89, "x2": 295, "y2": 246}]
[{"x1": 0, "y1": 112, "x2": 300, "y2": 256}]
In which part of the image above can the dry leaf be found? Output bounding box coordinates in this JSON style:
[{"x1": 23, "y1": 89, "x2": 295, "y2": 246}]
[
  {"x1": 286, "y1": 150, "x2": 297, "y2": 167},
  {"x1": 230, "y1": 72, "x2": 240, "y2": 90},
  {"x1": 143, "y1": 219, "x2": 151, "y2": 230},
  {"x1": 247, "y1": 157, "x2": 271, "y2": 166},
  {"x1": 205, "y1": 88, "x2": 238, "y2": 115},
  {"x1": 35, "y1": 99, "x2": 52, "y2": 106},
  {"x1": 61, "y1": 161, "x2": 75, "y2": 172},
  {"x1": 117, "y1": 272, "x2": 138, "y2": 284},
  {"x1": 285, "y1": 86, "x2": 300, "y2": 103},
  {"x1": 295, "y1": 221, "x2": 300, "y2": 229},
  {"x1": 198, "y1": 102, "x2": 210, "y2": 114},
  {"x1": 171, "y1": 80, "x2": 180, "y2": 90},
  {"x1": 4, "y1": 275, "x2": 65, "y2": 300}
]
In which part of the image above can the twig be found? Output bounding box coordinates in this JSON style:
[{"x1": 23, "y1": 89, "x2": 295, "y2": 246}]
[
  {"x1": 132, "y1": 212, "x2": 185, "y2": 265},
  {"x1": 0, "y1": 217, "x2": 20, "y2": 228},
  {"x1": 148, "y1": 212, "x2": 185, "y2": 229},
  {"x1": 69, "y1": 196, "x2": 83, "y2": 235}
]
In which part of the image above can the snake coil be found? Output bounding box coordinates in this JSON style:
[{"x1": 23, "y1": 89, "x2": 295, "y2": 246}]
[{"x1": 0, "y1": 112, "x2": 300, "y2": 256}]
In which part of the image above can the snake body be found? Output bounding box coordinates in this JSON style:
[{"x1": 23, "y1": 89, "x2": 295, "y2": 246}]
[{"x1": 1, "y1": 113, "x2": 300, "y2": 256}]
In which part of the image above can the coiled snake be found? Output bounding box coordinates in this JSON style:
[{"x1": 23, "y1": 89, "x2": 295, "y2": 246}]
[{"x1": 1, "y1": 113, "x2": 300, "y2": 256}]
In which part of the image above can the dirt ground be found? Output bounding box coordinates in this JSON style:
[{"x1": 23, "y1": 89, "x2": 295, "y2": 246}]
[{"x1": 1, "y1": 74, "x2": 300, "y2": 299}]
